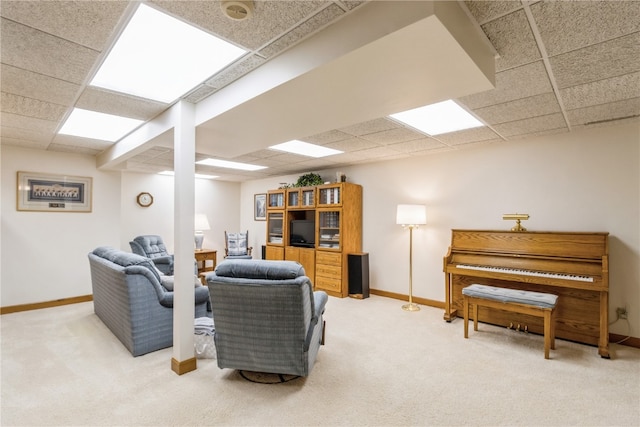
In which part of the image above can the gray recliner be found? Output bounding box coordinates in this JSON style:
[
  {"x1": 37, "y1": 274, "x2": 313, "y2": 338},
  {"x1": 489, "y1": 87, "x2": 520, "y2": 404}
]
[
  {"x1": 88, "y1": 246, "x2": 210, "y2": 356},
  {"x1": 129, "y1": 235, "x2": 174, "y2": 275},
  {"x1": 206, "y1": 259, "x2": 327, "y2": 377}
]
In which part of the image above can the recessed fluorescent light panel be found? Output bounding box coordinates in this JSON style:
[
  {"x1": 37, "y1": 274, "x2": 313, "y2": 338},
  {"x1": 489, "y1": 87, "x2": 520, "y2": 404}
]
[
  {"x1": 90, "y1": 4, "x2": 246, "y2": 103},
  {"x1": 269, "y1": 140, "x2": 343, "y2": 158},
  {"x1": 196, "y1": 158, "x2": 266, "y2": 171},
  {"x1": 159, "y1": 171, "x2": 219, "y2": 179},
  {"x1": 390, "y1": 100, "x2": 484, "y2": 136},
  {"x1": 58, "y1": 108, "x2": 143, "y2": 142}
]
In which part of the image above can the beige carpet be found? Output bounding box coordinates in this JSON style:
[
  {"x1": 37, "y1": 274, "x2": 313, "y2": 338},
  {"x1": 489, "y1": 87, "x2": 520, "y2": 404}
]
[{"x1": 1, "y1": 295, "x2": 639, "y2": 426}]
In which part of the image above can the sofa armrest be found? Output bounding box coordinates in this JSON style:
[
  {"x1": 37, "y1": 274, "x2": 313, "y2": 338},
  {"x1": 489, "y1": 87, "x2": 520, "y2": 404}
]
[{"x1": 314, "y1": 291, "x2": 328, "y2": 318}]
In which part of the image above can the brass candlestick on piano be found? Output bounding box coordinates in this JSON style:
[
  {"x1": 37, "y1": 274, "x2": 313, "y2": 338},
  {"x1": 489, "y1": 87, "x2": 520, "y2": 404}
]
[{"x1": 503, "y1": 213, "x2": 529, "y2": 231}]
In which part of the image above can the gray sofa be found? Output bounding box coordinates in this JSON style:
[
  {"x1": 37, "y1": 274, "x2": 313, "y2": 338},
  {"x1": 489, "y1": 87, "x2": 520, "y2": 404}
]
[
  {"x1": 206, "y1": 259, "x2": 328, "y2": 376},
  {"x1": 88, "y1": 246, "x2": 210, "y2": 356}
]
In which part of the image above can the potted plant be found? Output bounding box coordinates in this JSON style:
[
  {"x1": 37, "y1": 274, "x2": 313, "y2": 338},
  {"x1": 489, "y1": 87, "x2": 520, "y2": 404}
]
[{"x1": 295, "y1": 172, "x2": 323, "y2": 187}]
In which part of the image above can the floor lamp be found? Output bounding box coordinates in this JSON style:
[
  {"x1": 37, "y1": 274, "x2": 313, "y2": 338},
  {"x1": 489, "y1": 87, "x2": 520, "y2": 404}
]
[
  {"x1": 194, "y1": 214, "x2": 211, "y2": 250},
  {"x1": 396, "y1": 204, "x2": 427, "y2": 312}
]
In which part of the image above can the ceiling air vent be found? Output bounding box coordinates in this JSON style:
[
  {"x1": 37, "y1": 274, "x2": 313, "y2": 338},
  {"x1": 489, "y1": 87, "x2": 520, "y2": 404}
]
[{"x1": 221, "y1": 1, "x2": 254, "y2": 21}]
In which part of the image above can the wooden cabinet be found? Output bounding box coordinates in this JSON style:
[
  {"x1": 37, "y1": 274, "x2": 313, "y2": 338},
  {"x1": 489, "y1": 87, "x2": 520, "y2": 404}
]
[
  {"x1": 267, "y1": 189, "x2": 285, "y2": 209},
  {"x1": 265, "y1": 182, "x2": 362, "y2": 297},
  {"x1": 285, "y1": 246, "x2": 315, "y2": 283},
  {"x1": 287, "y1": 187, "x2": 316, "y2": 209}
]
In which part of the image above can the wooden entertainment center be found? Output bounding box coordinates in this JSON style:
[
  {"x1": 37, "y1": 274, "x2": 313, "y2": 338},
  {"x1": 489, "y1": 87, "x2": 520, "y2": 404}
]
[{"x1": 264, "y1": 182, "x2": 362, "y2": 297}]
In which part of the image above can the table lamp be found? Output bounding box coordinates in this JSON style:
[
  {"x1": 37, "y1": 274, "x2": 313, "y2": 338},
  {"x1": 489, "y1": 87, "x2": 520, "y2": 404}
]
[{"x1": 194, "y1": 214, "x2": 211, "y2": 250}]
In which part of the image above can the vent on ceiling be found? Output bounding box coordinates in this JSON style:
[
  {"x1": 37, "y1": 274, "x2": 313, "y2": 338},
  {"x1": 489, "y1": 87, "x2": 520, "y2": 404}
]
[{"x1": 221, "y1": 1, "x2": 254, "y2": 21}]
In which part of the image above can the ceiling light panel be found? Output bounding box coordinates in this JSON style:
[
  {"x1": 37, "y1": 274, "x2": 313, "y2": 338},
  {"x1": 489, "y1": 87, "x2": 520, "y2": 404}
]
[
  {"x1": 196, "y1": 158, "x2": 267, "y2": 171},
  {"x1": 90, "y1": 4, "x2": 247, "y2": 103},
  {"x1": 390, "y1": 100, "x2": 484, "y2": 136},
  {"x1": 159, "y1": 171, "x2": 219, "y2": 179},
  {"x1": 269, "y1": 140, "x2": 343, "y2": 157},
  {"x1": 58, "y1": 108, "x2": 143, "y2": 142}
]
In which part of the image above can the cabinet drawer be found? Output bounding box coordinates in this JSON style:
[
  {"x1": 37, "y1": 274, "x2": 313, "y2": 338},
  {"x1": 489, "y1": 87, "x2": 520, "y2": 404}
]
[
  {"x1": 316, "y1": 251, "x2": 341, "y2": 267},
  {"x1": 316, "y1": 263, "x2": 341, "y2": 279},
  {"x1": 316, "y1": 276, "x2": 342, "y2": 292}
]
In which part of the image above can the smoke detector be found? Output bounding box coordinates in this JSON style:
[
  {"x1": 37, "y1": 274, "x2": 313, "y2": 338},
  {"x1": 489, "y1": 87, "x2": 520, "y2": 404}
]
[{"x1": 221, "y1": 1, "x2": 254, "y2": 21}]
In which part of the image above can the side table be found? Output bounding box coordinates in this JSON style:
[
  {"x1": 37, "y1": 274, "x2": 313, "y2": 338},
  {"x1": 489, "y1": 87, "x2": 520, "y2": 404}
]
[{"x1": 195, "y1": 249, "x2": 217, "y2": 284}]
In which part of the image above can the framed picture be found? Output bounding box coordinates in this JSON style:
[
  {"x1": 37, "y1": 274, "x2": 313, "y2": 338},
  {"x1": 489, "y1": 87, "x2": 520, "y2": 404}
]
[
  {"x1": 254, "y1": 193, "x2": 266, "y2": 221},
  {"x1": 17, "y1": 171, "x2": 93, "y2": 212}
]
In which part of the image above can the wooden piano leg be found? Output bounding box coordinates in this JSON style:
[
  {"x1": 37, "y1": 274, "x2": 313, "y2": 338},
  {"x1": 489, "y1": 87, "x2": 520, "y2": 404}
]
[
  {"x1": 599, "y1": 290, "x2": 610, "y2": 358},
  {"x1": 473, "y1": 303, "x2": 478, "y2": 332},
  {"x1": 463, "y1": 295, "x2": 469, "y2": 338},
  {"x1": 544, "y1": 310, "x2": 552, "y2": 359}
]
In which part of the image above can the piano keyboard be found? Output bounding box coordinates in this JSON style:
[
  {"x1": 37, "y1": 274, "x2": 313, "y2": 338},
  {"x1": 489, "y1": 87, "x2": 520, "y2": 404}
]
[{"x1": 456, "y1": 264, "x2": 594, "y2": 282}]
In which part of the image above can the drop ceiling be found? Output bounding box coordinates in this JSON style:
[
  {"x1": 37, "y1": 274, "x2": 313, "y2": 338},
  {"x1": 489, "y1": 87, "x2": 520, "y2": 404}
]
[{"x1": 1, "y1": 1, "x2": 639, "y2": 182}]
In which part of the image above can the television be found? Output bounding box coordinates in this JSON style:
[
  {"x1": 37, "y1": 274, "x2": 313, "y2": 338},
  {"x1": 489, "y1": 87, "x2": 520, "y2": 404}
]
[{"x1": 289, "y1": 220, "x2": 315, "y2": 248}]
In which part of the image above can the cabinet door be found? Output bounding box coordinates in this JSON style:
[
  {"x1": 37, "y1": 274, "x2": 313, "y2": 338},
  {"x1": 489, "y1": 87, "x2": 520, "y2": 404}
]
[
  {"x1": 317, "y1": 184, "x2": 342, "y2": 207},
  {"x1": 299, "y1": 247, "x2": 315, "y2": 284},
  {"x1": 317, "y1": 210, "x2": 341, "y2": 250},
  {"x1": 267, "y1": 212, "x2": 284, "y2": 245},
  {"x1": 265, "y1": 245, "x2": 284, "y2": 260},
  {"x1": 286, "y1": 189, "x2": 300, "y2": 208},
  {"x1": 301, "y1": 188, "x2": 316, "y2": 208},
  {"x1": 267, "y1": 190, "x2": 285, "y2": 209}
]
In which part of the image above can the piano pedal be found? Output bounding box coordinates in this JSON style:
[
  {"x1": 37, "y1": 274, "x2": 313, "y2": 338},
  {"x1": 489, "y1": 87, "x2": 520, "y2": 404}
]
[
  {"x1": 516, "y1": 324, "x2": 521, "y2": 332},
  {"x1": 524, "y1": 325, "x2": 529, "y2": 333},
  {"x1": 508, "y1": 322, "x2": 514, "y2": 330}
]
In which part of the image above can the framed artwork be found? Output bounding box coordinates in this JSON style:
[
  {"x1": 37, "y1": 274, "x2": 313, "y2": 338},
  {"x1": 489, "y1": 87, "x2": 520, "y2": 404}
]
[
  {"x1": 17, "y1": 171, "x2": 93, "y2": 212},
  {"x1": 254, "y1": 193, "x2": 266, "y2": 221}
]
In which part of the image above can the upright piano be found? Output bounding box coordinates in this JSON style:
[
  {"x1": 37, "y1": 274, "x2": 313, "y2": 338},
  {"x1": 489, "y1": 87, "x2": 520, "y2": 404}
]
[{"x1": 443, "y1": 229, "x2": 610, "y2": 357}]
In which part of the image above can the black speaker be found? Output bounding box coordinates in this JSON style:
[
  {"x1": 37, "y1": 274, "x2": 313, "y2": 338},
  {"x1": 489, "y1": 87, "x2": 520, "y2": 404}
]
[{"x1": 348, "y1": 253, "x2": 369, "y2": 299}]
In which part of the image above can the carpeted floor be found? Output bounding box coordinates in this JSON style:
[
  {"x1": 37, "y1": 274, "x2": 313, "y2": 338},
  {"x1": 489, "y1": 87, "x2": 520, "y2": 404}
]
[{"x1": 1, "y1": 295, "x2": 639, "y2": 426}]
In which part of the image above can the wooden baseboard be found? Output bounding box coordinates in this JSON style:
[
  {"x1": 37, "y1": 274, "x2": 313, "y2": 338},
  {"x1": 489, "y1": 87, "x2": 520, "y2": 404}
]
[
  {"x1": 370, "y1": 288, "x2": 444, "y2": 309},
  {"x1": 0, "y1": 295, "x2": 93, "y2": 315},
  {"x1": 171, "y1": 357, "x2": 197, "y2": 375},
  {"x1": 370, "y1": 289, "x2": 639, "y2": 350}
]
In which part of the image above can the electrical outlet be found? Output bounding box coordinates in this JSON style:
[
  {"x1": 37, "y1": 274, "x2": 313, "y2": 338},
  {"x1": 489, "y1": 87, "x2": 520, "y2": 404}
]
[{"x1": 616, "y1": 307, "x2": 628, "y2": 320}]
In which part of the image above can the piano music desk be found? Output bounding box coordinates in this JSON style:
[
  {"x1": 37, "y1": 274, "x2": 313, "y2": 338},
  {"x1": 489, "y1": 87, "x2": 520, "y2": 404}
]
[{"x1": 462, "y1": 284, "x2": 558, "y2": 359}]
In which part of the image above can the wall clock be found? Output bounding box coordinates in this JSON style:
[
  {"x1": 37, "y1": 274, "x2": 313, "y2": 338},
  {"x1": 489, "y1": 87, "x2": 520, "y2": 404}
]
[{"x1": 136, "y1": 192, "x2": 154, "y2": 207}]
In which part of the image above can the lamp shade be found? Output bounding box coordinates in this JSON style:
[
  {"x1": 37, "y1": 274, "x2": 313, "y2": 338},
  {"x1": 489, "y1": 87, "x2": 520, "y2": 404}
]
[
  {"x1": 194, "y1": 214, "x2": 211, "y2": 231},
  {"x1": 396, "y1": 204, "x2": 427, "y2": 226}
]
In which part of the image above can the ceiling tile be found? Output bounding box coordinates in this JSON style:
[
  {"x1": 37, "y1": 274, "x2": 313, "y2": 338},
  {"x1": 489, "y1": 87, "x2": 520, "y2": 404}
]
[
  {"x1": 473, "y1": 92, "x2": 560, "y2": 125},
  {"x1": 0, "y1": 18, "x2": 99, "y2": 84},
  {"x1": 464, "y1": 1, "x2": 523, "y2": 25},
  {"x1": 1, "y1": 64, "x2": 79, "y2": 106},
  {"x1": 152, "y1": 0, "x2": 329, "y2": 51},
  {"x1": 481, "y1": 9, "x2": 540, "y2": 71},
  {"x1": 51, "y1": 134, "x2": 113, "y2": 151},
  {"x1": 1, "y1": 92, "x2": 67, "y2": 121},
  {"x1": 0, "y1": 0, "x2": 129, "y2": 51},
  {"x1": 566, "y1": 97, "x2": 640, "y2": 127},
  {"x1": 436, "y1": 126, "x2": 503, "y2": 145},
  {"x1": 302, "y1": 129, "x2": 352, "y2": 145},
  {"x1": 530, "y1": 0, "x2": 640, "y2": 57},
  {"x1": 1, "y1": 125, "x2": 52, "y2": 144},
  {"x1": 1, "y1": 112, "x2": 58, "y2": 134},
  {"x1": 258, "y1": 3, "x2": 345, "y2": 58},
  {"x1": 492, "y1": 113, "x2": 568, "y2": 137},
  {"x1": 76, "y1": 87, "x2": 167, "y2": 120},
  {"x1": 459, "y1": 61, "x2": 552, "y2": 109},
  {"x1": 325, "y1": 137, "x2": 379, "y2": 152},
  {"x1": 338, "y1": 118, "x2": 400, "y2": 136},
  {"x1": 560, "y1": 72, "x2": 640, "y2": 110},
  {"x1": 46, "y1": 143, "x2": 102, "y2": 156},
  {"x1": 0, "y1": 136, "x2": 49, "y2": 150},
  {"x1": 183, "y1": 85, "x2": 218, "y2": 104},
  {"x1": 205, "y1": 55, "x2": 266, "y2": 90},
  {"x1": 359, "y1": 127, "x2": 424, "y2": 145},
  {"x1": 550, "y1": 33, "x2": 640, "y2": 89},
  {"x1": 387, "y1": 138, "x2": 445, "y2": 153}
]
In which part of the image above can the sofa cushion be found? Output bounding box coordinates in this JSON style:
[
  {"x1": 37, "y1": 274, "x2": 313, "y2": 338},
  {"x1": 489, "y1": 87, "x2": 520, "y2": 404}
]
[
  {"x1": 92, "y1": 246, "x2": 161, "y2": 283},
  {"x1": 215, "y1": 259, "x2": 305, "y2": 280},
  {"x1": 160, "y1": 275, "x2": 202, "y2": 291}
]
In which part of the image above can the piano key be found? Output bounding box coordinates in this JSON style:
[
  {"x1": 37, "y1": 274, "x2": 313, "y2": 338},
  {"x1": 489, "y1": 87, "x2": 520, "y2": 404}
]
[{"x1": 456, "y1": 264, "x2": 594, "y2": 282}]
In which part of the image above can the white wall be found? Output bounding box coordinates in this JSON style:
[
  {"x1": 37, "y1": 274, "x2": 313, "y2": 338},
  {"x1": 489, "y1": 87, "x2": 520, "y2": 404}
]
[
  {"x1": 2, "y1": 123, "x2": 638, "y2": 338},
  {"x1": 242, "y1": 123, "x2": 640, "y2": 337},
  {"x1": 1, "y1": 147, "x2": 121, "y2": 305}
]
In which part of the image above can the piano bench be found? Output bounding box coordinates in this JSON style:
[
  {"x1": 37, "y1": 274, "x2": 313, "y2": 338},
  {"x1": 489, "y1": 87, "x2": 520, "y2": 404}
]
[{"x1": 462, "y1": 284, "x2": 559, "y2": 359}]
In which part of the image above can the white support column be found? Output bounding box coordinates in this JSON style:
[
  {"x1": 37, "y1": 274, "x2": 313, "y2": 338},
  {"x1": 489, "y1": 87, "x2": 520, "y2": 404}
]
[{"x1": 171, "y1": 100, "x2": 197, "y2": 375}]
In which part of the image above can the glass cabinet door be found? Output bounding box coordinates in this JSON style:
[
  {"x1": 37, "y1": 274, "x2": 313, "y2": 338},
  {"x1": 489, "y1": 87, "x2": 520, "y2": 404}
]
[
  {"x1": 317, "y1": 210, "x2": 340, "y2": 250},
  {"x1": 268, "y1": 190, "x2": 285, "y2": 209},
  {"x1": 318, "y1": 185, "x2": 341, "y2": 206},
  {"x1": 267, "y1": 212, "x2": 284, "y2": 245},
  {"x1": 301, "y1": 188, "x2": 315, "y2": 208},
  {"x1": 287, "y1": 189, "x2": 300, "y2": 208}
]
